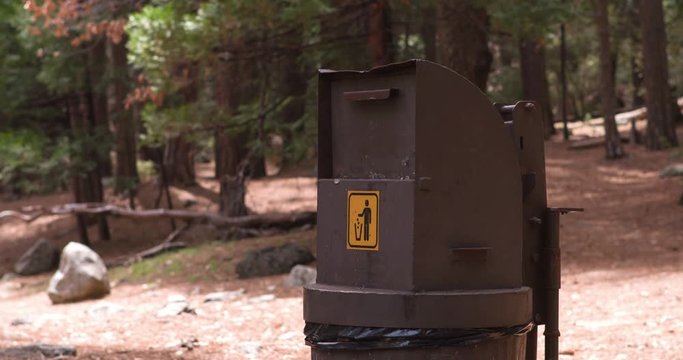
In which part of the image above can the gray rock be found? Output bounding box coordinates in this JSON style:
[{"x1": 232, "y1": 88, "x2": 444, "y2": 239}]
[
  {"x1": 0, "y1": 272, "x2": 16, "y2": 283},
  {"x1": 87, "y1": 302, "x2": 124, "y2": 317},
  {"x1": 0, "y1": 344, "x2": 76, "y2": 358},
  {"x1": 47, "y1": 242, "x2": 110, "y2": 304},
  {"x1": 203, "y1": 289, "x2": 244, "y2": 303},
  {"x1": 237, "y1": 341, "x2": 262, "y2": 357},
  {"x1": 10, "y1": 318, "x2": 31, "y2": 326},
  {"x1": 236, "y1": 243, "x2": 314, "y2": 279},
  {"x1": 157, "y1": 295, "x2": 194, "y2": 317},
  {"x1": 249, "y1": 294, "x2": 275, "y2": 303},
  {"x1": 660, "y1": 163, "x2": 683, "y2": 177},
  {"x1": 14, "y1": 238, "x2": 60, "y2": 276},
  {"x1": 284, "y1": 265, "x2": 317, "y2": 287},
  {"x1": 157, "y1": 302, "x2": 189, "y2": 317}
]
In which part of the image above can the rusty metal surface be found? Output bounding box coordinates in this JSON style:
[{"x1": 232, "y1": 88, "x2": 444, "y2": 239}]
[
  {"x1": 310, "y1": 335, "x2": 527, "y2": 360},
  {"x1": 304, "y1": 284, "x2": 532, "y2": 329}
]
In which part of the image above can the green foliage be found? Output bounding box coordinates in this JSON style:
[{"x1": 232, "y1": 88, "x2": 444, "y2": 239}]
[
  {"x1": 66, "y1": 128, "x2": 113, "y2": 174},
  {"x1": 0, "y1": 2, "x2": 63, "y2": 128},
  {"x1": 0, "y1": 130, "x2": 70, "y2": 196},
  {"x1": 136, "y1": 160, "x2": 158, "y2": 180},
  {"x1": 666, "y1": 0, "x2": 683, "y2": 96},
  {"x1": 128, "y1": 0, "x2": 330, "y2": 166}
]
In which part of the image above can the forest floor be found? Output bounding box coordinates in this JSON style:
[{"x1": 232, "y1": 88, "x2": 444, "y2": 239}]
[{"x1": 0, "y1": 129, "x2": 683, "y2": 359}]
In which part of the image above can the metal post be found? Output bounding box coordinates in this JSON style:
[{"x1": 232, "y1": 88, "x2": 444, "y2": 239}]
[
  {"x1": 544, "y1": 209, "x2": 562, "y2": 360},
  {"x1": 526, "y1": 326, "x2": 537, "y2": 360},
  {"x1": 560, "y1": 24, "x2": 569, "y2": 141}
]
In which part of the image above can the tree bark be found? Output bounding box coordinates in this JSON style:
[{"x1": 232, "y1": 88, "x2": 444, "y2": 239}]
[
  {"x1": 640, "y1": 0, "x2": 679, "y2": 149},
  {"x1": 110, "y1": 36, "x2": 139, "y2": 194},
  {"x1": 213, "y1": 57, "x2": 249, "y2": 216},
  {"x1": 420, "y1": 4, "x2": 437, "y2": 61},
  {"x1": 593, "y1": 0, "x2": 624, "y2": 159},
  {"x1": 368, "y1": 0, "x2": 394, "y2": 66},
  {"x1": 435, "y1": 0, "x2": 492, "y2": 92},
  {"x1": 67, "y1": 91, "x2": 110, "y2": 245},
  {"x1": 161, "y1": 61, "x2": 200, "y2": 186},
  {"x1": 164, "y1": 135, "x2": 196, "y2": 185},
  {"x1": 87, "y1": 38, "x2": 113, "y2": 177},
  {"x1": 219, "y1": 173, "x2": 248, "y2": 217},
  {"x1": 519, "y1": 38, "x2": 555, "y2": 138}
]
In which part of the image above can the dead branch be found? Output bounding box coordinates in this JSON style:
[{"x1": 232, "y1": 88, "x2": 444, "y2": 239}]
[
  {"x1": 106, "y1": 222, "x2": 192, "y2": 267},
  {"x1": 107, "y1": 241, "x2": 188, "y2": 268}
]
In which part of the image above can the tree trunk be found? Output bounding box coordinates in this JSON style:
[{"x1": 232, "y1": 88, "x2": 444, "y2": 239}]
[
  {"x1": 68, "y1": 92, "x2": 110, "y2": 245},
  {"x1": 213, "y1": 57, "x2": 250, "y2": 216},
  {"x1": 420, "y1": 4, "x2": 437, "y2": 61},
  {"x1": 368, "y1": 0, "x2": 394, "y2": 67},
  {"x1": 110, "y1": 36, "x2": 139, "y2": 194},
  {"x1": 435, "y1": 0, "x2": 492, "y2": 92},
  {"x1": 519, "y1": 39, "x2": 555, "y2": 138},
  {"x1": 593, "y1": 0, "x2": 624, "y2": 159},
  {"x1": 164, "y1": 135, "x2": 195, "y2": 185},
  {"x1": 161, "y1": 61, "x2": 199, "y2": 186},
  {"x1": 640, "y1": 0, "x2": 679, "y2": 149},
  {"x1": 87, "y1": 38, "x2": 113, "y2": 177},
  {"x1": 219, "y1": 174, "x2": 248, "y2": 217}
]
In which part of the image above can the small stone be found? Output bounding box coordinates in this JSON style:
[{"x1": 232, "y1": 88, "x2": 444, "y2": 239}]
[
  {"x1": 0, "y1": 273, "x2": 16, "y2": 283},
  {"x1": 284, "y1": 265, "x2": 317, "y2": 287},
  {"x1": 180, "y1": 338, "x2": 199, "y2": 350},
  {"x1": 660, "y1": 163, "x2": 683, "y2": 177},
  {"x1": 203, "y1": 289, "x2": 244, "y2": 303},
  {"x1": 157, "y1": 302, "x2": 189, "y2": 317},
  {"x1": 157, "y1": 296, "x2": 195, "y2": 317},
  {"x1": 167, "y1": 294, "x2": 187, "y2": 303},
  {"x1": 10, "y1": 318, "x2": 31, "y2": 326},
  {"x1": 238, "y1": 341, "x2": 262, "y2": 356},
  {"x1": 249, "y1": 294, "x2": 275, "y2": 303},
  {"x1": 87, "y1": 302, "x2": 124, "y2": 317}
]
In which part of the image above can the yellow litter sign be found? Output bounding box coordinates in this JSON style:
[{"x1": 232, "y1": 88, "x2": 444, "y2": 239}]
[{"x1": 347, "y1": 191, "x2": 379, "y2": 250}]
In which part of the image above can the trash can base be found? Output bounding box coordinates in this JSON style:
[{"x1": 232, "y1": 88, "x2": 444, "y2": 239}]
[{"x1": 311, "y1": 335, "x2": 527, "y2": 360}]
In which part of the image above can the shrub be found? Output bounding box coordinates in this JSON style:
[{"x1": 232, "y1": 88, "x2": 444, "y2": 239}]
[{"x1": 0, "y1": 130, "x2": 69, "y2": 196}]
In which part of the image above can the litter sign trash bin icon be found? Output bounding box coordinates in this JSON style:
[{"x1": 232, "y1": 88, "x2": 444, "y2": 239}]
[{"x1": 347, "y1": 191, "x2": 379, "y2": 250}]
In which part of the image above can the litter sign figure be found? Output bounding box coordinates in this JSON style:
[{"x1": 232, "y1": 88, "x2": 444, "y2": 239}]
[{"x1": 357, "y1": 200, "x2": 372, "y2": 241}]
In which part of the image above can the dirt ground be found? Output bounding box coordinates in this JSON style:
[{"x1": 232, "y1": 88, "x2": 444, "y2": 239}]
[{"x1": 1, "y1": 133, "x2": 683, "y2": 359}]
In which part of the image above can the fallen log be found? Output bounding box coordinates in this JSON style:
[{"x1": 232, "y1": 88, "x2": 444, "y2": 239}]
[
  {"x1": 0, "y1": 203, "x2": 316, "y2": 230},
  {"x1": 568, "y1": 133, "x2": 630, "y2": 150}
]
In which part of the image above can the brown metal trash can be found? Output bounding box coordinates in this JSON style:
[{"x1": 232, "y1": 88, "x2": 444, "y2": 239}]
[{"x1": 305, "y1": 59, "x2": 562, "y2": 359}]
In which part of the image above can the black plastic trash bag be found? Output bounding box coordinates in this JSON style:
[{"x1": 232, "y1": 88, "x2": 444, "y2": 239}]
[{"x1": 304, "y1": 322, "x2": 533, "y2": 350}]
